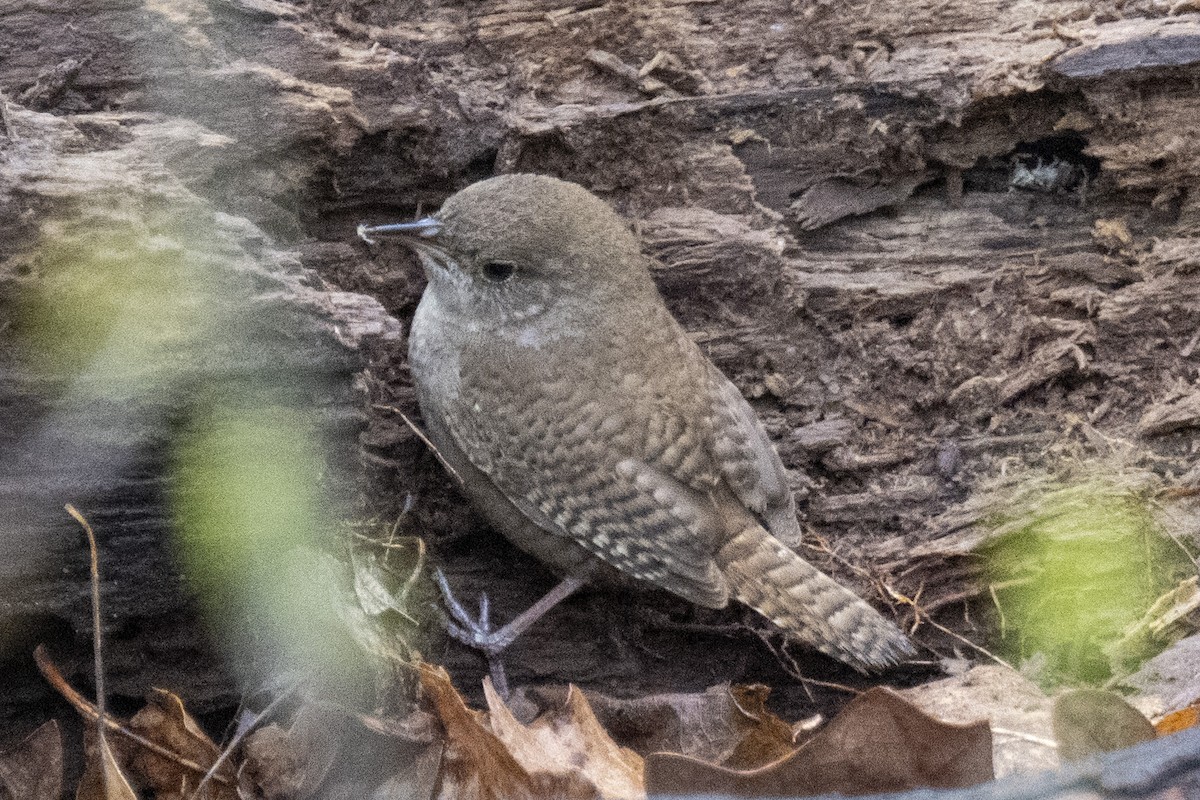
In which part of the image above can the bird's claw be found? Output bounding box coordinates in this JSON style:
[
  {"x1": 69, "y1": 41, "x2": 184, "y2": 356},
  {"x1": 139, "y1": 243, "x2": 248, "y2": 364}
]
[
  {"x1": 434, "y1": 569, "x2": 506, "y2": 656},
  {"x1": 434, "y1": 569, "x2": 513, "y2": 696}
]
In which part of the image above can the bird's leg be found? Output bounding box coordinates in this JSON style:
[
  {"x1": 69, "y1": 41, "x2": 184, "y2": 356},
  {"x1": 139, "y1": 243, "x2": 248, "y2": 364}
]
[{"x1": 434, "y1": 569, "x2": 588, "y2": 697}]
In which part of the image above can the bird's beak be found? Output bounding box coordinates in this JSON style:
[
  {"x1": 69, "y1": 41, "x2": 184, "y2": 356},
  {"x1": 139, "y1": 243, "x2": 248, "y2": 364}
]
[{"x1": 357, "y1": 216, "x2": 442, "y2": 246}]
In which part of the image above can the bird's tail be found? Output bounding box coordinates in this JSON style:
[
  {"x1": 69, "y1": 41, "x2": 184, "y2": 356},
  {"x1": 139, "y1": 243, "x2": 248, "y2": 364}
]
[{"x1": 716, "y1": 524, "x2": 915, "y2": 672}]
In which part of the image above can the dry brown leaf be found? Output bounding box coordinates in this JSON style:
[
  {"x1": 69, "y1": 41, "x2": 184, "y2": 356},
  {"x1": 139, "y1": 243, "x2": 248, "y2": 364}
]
[
  {"x1": 1156, "y1": 703, "x2": 1200, "y2": 736},
  {"x1": 240, "y1": 724, "x2": 307, "y2": 800},
  {"x1": 240, "y1": 704, "x2": 349, "y2": 799},
  {"x1": 0, "y1": 720, "x2": 64, "y2": 800},
  {"x1": 77, "y1": 735, "x2": 139, "y2": 800},
  {"x1": 724, "y1": 685, "x2": 800, "y2": 769},
  {"x1": 523, "y1": 682, "x2": 795, "y2": 768},
  {"x1": 1053, "y1": 689, "x2": 1157, "y2": 761},
  {"x1": 239, "y1": 700, "x2": 440, "y2": 800},
  {"x1": 419, "y1": 663, "x2": 599, "y2": 800},
  {"x1": 645, "y1": 687, "x2": 993, "y2": 797},
  {"x1": 899, "y1": 664, "x2": 1056, "y2": 777},
  {"x1": 34, "y1": 648, "x2": 238, "y2": 799},
  {"x1": 484, "y1": 678, "x2": 644, "y2": 800},
  {"x1": 126, "y1": 688, "x2": 237, "y2": 800}
]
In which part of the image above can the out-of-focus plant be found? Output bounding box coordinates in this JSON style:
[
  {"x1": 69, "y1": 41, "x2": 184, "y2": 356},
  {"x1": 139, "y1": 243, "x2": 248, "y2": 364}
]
[
  {"x1": 172, "y1": 405, "x2": 345, "y2": 673},
  {"x1": 981, "y1": 480, "x2": 1183, "y2": 684},
  {"x1": 12, "y1": 193, "x2": 376, "y2": 686}
]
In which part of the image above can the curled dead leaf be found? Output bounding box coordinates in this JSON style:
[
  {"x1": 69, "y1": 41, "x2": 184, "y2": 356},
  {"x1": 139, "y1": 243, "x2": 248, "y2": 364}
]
[
  {"x1": 521, "y1": 682, "x2": 795, "y2": 769},
  {"x1": 725, "y1": 685, "x2": 799, "y2": 769},
  {"x1": 34, "y1": 646, "x2": 237, "y2": 799},
  {"x1": 1156, "y1": 703, "x2": 1200, "y2": 736},
  {"x1": 126, "y1": 688, "x2": 238, "y2": 800},
  {"x1": 484, "y1": 679, "x2": 644, "y2": 800},
  {"x1": 77, "y1": 733, "x2": 138, "y2": 800},
  {"x1": 645, "y1": 687, "x2": 993, "y2": 797},
  {"x1": 0, "y1": 720, "x2": 64, "y2": 800},
  {"x1": 419, "y1": 663, "x2": 599, "y2": 800}
]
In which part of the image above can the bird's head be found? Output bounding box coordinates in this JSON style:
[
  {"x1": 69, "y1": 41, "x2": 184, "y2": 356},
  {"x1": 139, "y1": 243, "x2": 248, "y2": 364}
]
[{"x1": 359, "y1": 174, "x2": 654, "y2": 326}]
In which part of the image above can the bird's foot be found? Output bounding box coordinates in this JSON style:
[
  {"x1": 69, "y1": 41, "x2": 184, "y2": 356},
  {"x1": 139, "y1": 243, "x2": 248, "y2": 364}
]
[
  {"x1": 435, "y1": 569, "x2": 515, "y2": 696},
  {"x1": 433, "y1": 568, "x2": 591, "y2": 698}
]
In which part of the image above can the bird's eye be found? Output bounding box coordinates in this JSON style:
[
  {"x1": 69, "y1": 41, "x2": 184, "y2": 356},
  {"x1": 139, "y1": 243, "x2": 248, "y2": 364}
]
[{"x1": 481, "y1": 261, "x2": 516, "y2": 282}]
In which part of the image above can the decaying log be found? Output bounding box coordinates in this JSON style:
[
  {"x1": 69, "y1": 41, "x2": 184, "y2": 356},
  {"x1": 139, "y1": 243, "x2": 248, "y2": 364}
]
[{"x1": 2, "y1": 1, "x2": 1200, "y2": 769}]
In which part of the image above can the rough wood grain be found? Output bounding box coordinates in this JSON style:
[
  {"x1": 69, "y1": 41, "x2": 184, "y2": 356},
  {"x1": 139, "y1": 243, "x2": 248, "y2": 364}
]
[{"x1": 2, "y1": 5, "x2": 1200, "y2": 792}]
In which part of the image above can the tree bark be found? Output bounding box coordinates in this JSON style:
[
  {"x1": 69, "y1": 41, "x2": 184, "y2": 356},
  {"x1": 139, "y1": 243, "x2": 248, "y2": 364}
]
[{"x1": 2, "y1": 0, "x2": 1199, "y2": 778}]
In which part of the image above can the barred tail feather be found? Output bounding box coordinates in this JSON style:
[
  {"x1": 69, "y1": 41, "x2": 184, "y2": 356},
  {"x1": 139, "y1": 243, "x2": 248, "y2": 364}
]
[{"x1": 716, "y1": 525, "x2": 915, "y2": 672}]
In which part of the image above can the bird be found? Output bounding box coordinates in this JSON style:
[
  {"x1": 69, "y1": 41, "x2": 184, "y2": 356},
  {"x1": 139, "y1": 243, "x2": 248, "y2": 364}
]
[{"x1": 359, "y1": 174, "x2": 914, "y2": 692}]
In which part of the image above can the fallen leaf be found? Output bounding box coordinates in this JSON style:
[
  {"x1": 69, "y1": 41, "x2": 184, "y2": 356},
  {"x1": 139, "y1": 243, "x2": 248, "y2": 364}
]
[
  {"x1": 484, "y1": 678, "x2": 644, "y2": 800},
  {"x1": 1053, "y1": 689, "x2": 1156, "y2": 761},
  {"x1": 351, "y1": 544, "x2": 422, "y2": 625},
  {"x1": 34, "y1": 647, "x2": 237, "y2": 800},
  {"x1": 0, "y1": 720, "x2": 63, "y2": 800},
  {"x1": 241, "y1": 724, "x2": 307, "y2": 800},
  {"x1": 645, "y1": 687, "x2": 993, "y2": 797},
  {"x1": 240, "y1": 698, "x2": 442, "y2": 799},
  {"x1": 1155, "y1": 704, "x2": 1200, "y2": 736},
  {"x1": 77, "y1": 734, "x2": 139, "y2": 800},
  {"x1": 419, "y1": 664, "x2": 598, "y2": 800},
  {"x1": 900, "y1": 665, "x2": 1057, "y2": 777},
  {"x1": 520, "y1": 682, "x2": 795, "y2": 768},
  {"x1": 316, "y1": 552, "x2": 417, "y2": 668},
  {"x1": 241, "y1": 703, "x2": 351, "y2": 799},
  {"x1": 724, "y1": 685, "x2": 800, "y2": 769},
  {"x1": 126, "y1": 688, "x2": 238, "y2": 800}
]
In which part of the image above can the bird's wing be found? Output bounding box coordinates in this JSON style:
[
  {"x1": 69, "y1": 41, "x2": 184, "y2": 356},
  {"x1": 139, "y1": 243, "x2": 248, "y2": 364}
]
[
  {"x1": 444, "y1": 347, "x2": 730, "y2": 609},
  {"x1": 704, "y1": 359, "x2": 803, "y2": 548}
]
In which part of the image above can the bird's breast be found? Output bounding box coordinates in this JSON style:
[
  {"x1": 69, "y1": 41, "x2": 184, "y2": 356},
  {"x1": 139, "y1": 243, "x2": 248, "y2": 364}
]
[{"x1": 409, "y1": 291, "x2": 462, "y2": 406}]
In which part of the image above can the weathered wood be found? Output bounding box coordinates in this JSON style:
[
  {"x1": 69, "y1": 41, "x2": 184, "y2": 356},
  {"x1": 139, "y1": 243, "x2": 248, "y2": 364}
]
[{"x1": 2, "y1": 4, "x2": 1200, "y2": 792}]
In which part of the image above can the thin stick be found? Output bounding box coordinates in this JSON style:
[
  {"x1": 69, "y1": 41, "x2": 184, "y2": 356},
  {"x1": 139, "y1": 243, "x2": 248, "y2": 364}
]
[
  {"x1": 65, "y1": 504, "x2": 107, "y2": 756},
  {"x1": 927, "y1": 616, "x2": 1013, "y2": 670},
  {"x1": 989, "y1": 583, "x2": 1008, "y2": 638},
  {"x1": 991, "y1": 727, "x2": 1058, "y2": 749},
  {"x1": 373, "y1": 404, "x2": 464, "y2": 485},
  {"x1": 0, "y1": 90, "x2": 12, "y2": 139},
  {"x1": 889, "y1": 582, "x2": 1014, "y2": 670},
  {"x1": 188, "y1": 681, "x2": 300, "y2": 800},
  {"x1": 33, "y1": 645, "x2": 233, "y2": 785},
  {"x1": 1156, "y1": 504, "x2": 1200, "y2": 576}
]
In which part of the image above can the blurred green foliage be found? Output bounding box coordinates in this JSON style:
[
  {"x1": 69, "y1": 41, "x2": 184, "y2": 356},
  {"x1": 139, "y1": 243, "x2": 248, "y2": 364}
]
[
  {"x1": 18, "y1": 197, "x2": 232, "y2": 390},
  {"x1": 172, "y1": 406, "x2": 338, "y2": 669},
  {"x1": 15, "y1": 195, "x2": 375, "y2": 686},
  {"x1": 982, "y1": 480, "x2": 1183, "y2": 683}
]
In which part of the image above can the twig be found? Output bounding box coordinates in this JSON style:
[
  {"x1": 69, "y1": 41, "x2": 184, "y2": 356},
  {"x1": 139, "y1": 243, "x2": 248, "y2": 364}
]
[
  {"x1": 794, "y1": 675, "x2": 863, "y2": 696},
  {"x1": 990, "y1": 583, "x2": 1008, "y2": 639},
  {"x1": 889, "y1": 582, "x2": 1015, "y2": 670},
  {"x1": 930, "y1": 616, "x2": 1013, "y2": 670},
  {"x1": 33, "y1": 645, "x2": 234, "y2": 785},
  {"x1": 919, "y1": 585, "x2": 985, "y2": 614},
  {"x1": 65, "y1": 504, "x2": 108, "y2": 763},
  {"x1": 373, "y1": 404, "x2": 464, "y2": 485},
  {"x1": 188, "y1": 681, "x2": 300, "y2": 800},
  {"x1": 0, "y1": 90, "x2": 12, "y2": 139},
  {"x1": 1154, "y1": 503, "x2": 1200, "y2": 577},
  {"x1": 748, "y1": 625, "x2": 864, "y2": 699},
  {"x1": 992, "y1": 727, "x2": 1058, "y2": 749}
]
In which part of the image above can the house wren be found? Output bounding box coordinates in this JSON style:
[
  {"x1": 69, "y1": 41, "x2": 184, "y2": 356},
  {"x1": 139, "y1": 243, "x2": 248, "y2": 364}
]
[{"x1": 361, "y1": 174, "x2": 914, "y2": 677}]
